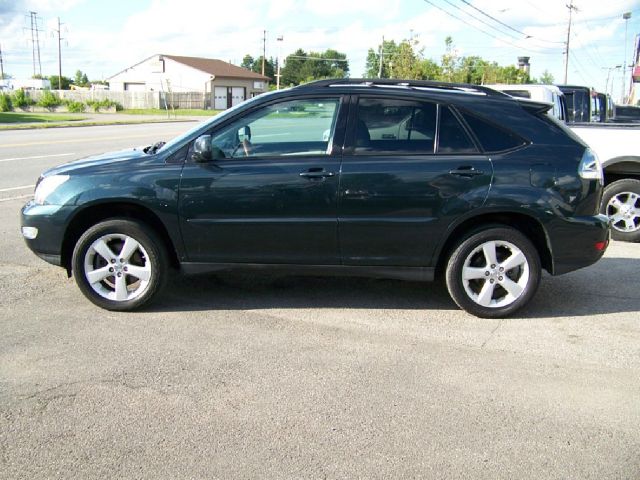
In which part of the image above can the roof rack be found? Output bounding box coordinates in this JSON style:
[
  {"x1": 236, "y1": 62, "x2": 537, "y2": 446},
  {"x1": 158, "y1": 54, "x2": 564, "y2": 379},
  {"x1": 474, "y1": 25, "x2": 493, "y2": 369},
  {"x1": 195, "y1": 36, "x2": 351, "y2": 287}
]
[{"x1": 295, "y1": 78, "x2": 508, "y2": 97}]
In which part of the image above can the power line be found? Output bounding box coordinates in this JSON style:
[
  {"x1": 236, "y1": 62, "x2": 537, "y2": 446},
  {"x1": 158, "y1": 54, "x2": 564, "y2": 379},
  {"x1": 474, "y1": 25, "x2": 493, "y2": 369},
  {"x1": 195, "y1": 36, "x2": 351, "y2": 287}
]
[
  {"x1": 457, "y1": 0, "x2": 564, "y2": 45},
  {"x1": 422, "y1": 0, "x2": 546, "y2": 52},
  {"x1": 442, "y1": 0, "x2": 521, "y2": 42}
]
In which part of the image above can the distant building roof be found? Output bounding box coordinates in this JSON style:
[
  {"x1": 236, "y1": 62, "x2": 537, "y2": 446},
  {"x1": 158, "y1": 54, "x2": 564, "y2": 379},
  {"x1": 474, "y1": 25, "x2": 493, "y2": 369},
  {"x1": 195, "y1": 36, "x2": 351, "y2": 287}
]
[{"x1": 162, "y1": 55, "x2": 270, "y2": 81}]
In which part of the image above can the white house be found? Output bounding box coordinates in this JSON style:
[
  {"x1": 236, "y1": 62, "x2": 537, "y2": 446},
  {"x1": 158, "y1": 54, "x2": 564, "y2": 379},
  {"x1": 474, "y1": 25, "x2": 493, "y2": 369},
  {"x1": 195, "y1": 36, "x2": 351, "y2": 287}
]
[{"x1": 107, "y1": 54, "x2": 270, "y2": 109}]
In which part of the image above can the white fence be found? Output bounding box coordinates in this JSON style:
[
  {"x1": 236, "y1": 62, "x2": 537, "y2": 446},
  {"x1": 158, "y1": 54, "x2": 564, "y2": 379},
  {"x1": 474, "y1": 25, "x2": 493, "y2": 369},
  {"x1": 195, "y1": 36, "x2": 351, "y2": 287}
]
[{"x1": 26, "y1": 90, "x2": 210, "y2": 110}]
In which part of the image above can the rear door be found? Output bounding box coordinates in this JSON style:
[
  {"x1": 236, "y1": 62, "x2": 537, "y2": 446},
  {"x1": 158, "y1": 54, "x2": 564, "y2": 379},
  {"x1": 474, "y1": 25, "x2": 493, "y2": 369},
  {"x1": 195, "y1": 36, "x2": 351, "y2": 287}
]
[{"x1": 338, "y1": 95, "x2": 493, "y2": 266}]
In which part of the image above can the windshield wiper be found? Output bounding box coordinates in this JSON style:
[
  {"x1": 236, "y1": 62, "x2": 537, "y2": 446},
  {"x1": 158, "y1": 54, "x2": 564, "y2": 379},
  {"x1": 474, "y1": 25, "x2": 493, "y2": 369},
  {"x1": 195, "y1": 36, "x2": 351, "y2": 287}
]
[{"x1": 144, "y1": 141, "x2": 166, "y2": 154}]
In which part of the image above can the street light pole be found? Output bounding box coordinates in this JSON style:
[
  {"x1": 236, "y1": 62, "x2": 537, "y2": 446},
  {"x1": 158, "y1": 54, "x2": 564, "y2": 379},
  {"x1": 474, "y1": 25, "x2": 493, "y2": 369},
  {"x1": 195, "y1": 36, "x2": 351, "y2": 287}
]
[
  {"x1": 604, "y1": 65, "x2": 621, "y2": 97},
  {"x1": 622, "y1": 12, "x2": 632, "y2": 104}
]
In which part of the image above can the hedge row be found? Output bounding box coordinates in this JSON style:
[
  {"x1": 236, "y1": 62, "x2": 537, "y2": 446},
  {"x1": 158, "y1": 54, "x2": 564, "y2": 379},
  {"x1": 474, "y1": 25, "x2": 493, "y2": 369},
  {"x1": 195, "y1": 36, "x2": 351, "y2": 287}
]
[{"x1": 0, "y1": 91, "x2": 122, "y2": 113}]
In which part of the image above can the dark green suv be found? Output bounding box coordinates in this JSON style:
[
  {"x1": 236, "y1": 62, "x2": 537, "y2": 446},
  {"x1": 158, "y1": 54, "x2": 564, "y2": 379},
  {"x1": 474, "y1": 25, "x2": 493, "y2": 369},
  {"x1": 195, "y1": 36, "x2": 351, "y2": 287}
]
[{"x1": 21, "y1": 79, "x2": 610, "y2": 317}]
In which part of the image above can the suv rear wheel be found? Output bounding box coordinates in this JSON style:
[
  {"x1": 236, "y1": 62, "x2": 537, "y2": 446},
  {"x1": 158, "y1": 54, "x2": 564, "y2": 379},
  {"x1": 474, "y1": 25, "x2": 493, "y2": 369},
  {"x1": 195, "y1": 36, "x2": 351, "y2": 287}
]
[
  {"x1": 446, "y1": 227, "x2": 541, "y2": 318},
  {"x1": 71, "y1": 219, "x2": 168, "y2": 311}
]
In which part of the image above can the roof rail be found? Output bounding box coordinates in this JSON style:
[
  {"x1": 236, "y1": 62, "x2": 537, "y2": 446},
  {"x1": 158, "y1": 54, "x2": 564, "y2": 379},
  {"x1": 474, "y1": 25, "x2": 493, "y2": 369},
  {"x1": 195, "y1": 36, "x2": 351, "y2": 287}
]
[{"x1": 295, "y1": 78, "x2": 508, "y2": 97}]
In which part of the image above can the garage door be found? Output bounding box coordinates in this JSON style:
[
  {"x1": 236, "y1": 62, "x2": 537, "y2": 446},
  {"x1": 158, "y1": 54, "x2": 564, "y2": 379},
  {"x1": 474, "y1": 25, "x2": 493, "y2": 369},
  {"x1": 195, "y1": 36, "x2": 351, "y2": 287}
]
[
  {"x1": 231, "y1": 87, "x2": 245, "y2": 107},
  {"x1": 214, "y1": 87, "x2": 227, "y2": 110}
]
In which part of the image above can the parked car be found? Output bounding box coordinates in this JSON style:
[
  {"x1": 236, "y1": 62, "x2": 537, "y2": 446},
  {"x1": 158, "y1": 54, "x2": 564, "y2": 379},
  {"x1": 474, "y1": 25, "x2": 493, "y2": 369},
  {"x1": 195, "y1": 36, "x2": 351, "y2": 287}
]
[
  {"x1": 487, "y1": 83, "x2": 640, "y2": 242},
  {"x1": 21, "y1": 79, "x2": 609, "y2": 318}
]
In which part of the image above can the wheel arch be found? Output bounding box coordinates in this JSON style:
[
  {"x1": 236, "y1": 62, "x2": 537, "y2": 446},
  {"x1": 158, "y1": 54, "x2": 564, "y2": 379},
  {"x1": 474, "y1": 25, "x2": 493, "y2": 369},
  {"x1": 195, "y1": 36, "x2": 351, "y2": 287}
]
[
  {"x1": 61, "y1": 201, "x2": 181, "y2": 275},
  {"x1": 434, "y1": 212, "x2": 552, "y2": 278},
  {"x1": 603, "y1": 156, "x2": 640, "y2": 185}
]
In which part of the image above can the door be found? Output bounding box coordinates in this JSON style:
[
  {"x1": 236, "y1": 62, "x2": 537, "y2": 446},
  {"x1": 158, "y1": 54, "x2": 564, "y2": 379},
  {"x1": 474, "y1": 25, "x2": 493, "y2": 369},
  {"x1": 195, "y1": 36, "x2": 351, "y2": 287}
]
[
  {"x1": 179, "y1": 96, "x2": 346, "y2": 265},
  {"x1": 338, "y1": 96, "x2": 493, "y2": 266},
  {"x1": 231, "y1": 87, "x2": 246, "y2": 107},
  {"x1": 214, "y1": 87, "x2": 227, "y2": 110}
]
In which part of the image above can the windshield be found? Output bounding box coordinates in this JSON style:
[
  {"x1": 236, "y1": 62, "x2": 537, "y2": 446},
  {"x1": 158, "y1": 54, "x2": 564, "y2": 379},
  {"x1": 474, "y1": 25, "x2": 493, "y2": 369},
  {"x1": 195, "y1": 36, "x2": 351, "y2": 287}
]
[{"x1": 158, "y1": 91, "x2": 281, "y2": 154}]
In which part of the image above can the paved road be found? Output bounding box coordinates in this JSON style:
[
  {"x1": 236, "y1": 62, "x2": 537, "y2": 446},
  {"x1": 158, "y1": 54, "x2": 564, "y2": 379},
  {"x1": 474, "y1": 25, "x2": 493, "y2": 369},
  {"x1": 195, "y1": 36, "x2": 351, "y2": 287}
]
[
  {"x1": 0, "y1": 124, "x2": 639, "y2": 479},
  {"x1": 0, "y1": 121, "x2": 204, "y2": 197}
]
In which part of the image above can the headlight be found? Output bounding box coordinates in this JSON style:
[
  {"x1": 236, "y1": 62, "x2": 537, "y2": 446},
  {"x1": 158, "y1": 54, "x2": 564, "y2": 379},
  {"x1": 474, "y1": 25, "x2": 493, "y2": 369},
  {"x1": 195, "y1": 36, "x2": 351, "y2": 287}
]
[
  {"x1": 33, "y1": 175, "x2": 69, "y2": 205},
  {"x1": 578, "y1": 148, "x2": 603, "y2": 185}
]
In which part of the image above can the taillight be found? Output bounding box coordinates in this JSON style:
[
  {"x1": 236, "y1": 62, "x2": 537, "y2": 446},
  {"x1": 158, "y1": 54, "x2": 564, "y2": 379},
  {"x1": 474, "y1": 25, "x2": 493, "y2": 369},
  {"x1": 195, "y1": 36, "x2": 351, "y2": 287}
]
[{"x1": 578, "y1": 148, "x2": 603, "y2": 185}]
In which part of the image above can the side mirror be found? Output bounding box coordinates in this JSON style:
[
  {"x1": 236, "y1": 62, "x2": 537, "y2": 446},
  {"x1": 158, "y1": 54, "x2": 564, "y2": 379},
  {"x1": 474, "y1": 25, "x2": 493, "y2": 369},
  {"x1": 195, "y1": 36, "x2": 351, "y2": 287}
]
[{"x1": 192, "y1": 135, "x2": 212, "y2": 162}]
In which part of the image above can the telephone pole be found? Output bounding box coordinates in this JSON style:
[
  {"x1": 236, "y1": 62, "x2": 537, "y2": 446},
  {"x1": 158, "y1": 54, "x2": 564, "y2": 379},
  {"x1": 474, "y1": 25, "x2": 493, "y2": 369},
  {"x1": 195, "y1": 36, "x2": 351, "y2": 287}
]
[
  {"x1": 28, "y1": 11, "x2": 43, "y2": 77},
  {"x1": 563, "y1": 1, "x2": 577, "y2": 84},
  {"x1": 262, "y1": 30, "x2": 266, "y2": 76},
  {"x1": 622, "y1": 12, "x2": 632, "y2": 104},
  {"x1": 53, "y1": 17, "x2": 65, "y2": 89},
  {"x1": 378, "y1": 35, "x2": 385, "y2": 78},
  {"x1": 0, "y1": 44, "x2": 4, "y2": 80}
]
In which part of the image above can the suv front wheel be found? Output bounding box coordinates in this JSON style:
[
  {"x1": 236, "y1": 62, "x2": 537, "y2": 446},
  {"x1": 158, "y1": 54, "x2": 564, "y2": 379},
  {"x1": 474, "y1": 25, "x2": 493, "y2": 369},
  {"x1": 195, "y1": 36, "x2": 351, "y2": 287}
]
[
  {"x1": 71, "y1": 219, "x2": 168, "y2": 311},
  {"x1": 445, "y1": 227, "x2": 541, "y2": 318}
]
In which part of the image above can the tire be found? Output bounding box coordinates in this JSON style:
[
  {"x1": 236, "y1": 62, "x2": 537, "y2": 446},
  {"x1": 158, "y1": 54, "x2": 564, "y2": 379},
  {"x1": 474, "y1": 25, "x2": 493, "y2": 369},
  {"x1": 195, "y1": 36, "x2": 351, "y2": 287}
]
[
  {"x1": 600, "y1": 179, "x2": 640, "y2": 242},
  {"x1": 445, "y1": 227, "x2": 541, "y2": 318},
  {"x1": 71, "y1": 219, "x2": 168, "y2": 311}
]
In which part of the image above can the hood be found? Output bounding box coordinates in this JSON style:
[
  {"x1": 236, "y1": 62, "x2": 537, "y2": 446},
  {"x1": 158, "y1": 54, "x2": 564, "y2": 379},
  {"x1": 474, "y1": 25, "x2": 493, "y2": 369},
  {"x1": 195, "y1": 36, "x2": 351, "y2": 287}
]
[{"x1": 42, "y1": 147, "x2": 150, "y2": 177}]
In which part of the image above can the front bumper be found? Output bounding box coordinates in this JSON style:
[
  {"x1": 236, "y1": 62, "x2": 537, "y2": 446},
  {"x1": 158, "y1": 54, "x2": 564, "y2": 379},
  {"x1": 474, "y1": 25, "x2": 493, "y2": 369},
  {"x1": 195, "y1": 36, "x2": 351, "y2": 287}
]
[
  {"x1": 21, "y1": 201, "x2": 73, "y2": 268},
  {"x1": 549, "y1": 214, "x2": 610, "y2": 275}
]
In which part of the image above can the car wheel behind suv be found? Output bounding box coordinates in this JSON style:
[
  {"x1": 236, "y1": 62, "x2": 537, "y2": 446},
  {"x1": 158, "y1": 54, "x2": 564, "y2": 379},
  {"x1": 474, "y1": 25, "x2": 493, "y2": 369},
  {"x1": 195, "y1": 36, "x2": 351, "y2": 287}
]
[
  {"x1": 72, "y1": 219, "x2": 168, "y2": 311},
  {"x1": 601, "y1": 179, "x2": 640, "y2": 242},
  {"x1": 445, "y1": 227, "x2": 541, "y2": 318}
]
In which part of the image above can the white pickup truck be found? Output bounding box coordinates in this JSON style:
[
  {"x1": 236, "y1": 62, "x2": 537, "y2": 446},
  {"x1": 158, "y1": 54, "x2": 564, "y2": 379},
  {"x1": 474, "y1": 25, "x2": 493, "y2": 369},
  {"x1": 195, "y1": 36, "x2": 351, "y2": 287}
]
[{"x1": 487, "y1": 84, "x2": 640, "y2": 242}]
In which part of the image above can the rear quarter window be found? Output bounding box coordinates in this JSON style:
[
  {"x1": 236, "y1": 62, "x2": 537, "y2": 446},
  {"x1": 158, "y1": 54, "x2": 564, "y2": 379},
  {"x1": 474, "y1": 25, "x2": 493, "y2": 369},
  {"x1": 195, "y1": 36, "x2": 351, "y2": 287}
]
[{"x1": 459, "y1": 110, "x2": 527, "y2": 153}]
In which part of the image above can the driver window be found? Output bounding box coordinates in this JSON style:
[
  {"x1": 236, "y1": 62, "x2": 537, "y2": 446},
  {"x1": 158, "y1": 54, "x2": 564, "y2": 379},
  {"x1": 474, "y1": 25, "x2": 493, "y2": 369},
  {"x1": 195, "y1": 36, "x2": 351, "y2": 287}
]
[{"x1": 208, "y1": 98, "x2": 340, "y2": 159}]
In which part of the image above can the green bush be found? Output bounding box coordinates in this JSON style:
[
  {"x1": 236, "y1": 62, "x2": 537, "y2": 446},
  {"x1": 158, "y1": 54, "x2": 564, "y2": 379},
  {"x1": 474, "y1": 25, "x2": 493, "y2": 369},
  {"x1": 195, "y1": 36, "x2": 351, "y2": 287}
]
[
  {"x1": 64, "y1": 100, "x2": 86, "y2": 113},
  {"x1": 86, "y1": 99, "x2": 122, "y2": 112},
  {"x1": 0, "y1": 93, "x2": 13, "y2": 112},
  {"x1": 12, "y1": 89, "x2": 34, "y2": 109},
  {"x1": 37, "y1": 90, "x2": 62, "y2": 112}
]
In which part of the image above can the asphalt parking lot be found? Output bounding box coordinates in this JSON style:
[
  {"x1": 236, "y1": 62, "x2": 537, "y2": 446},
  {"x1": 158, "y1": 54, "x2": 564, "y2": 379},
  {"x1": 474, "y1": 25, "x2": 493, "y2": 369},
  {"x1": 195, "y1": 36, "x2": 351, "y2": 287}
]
[{"x1": 1, "y1": 125, "x2": 639, "y2": 479}]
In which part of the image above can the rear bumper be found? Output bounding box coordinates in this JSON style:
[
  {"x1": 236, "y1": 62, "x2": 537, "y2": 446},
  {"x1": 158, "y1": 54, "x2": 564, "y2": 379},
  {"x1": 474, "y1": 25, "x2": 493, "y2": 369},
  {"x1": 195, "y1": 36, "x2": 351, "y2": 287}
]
[{"x1": 549, "y1": 214, "x2": 610, "y2": 275}]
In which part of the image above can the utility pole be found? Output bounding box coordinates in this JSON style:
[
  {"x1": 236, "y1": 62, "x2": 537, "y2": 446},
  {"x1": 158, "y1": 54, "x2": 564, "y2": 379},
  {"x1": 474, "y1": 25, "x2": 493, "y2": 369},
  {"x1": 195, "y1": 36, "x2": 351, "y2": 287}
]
[
  {"x1": 378, "y1": 36, "x2": 385, "y2": 78},
  {"x1": 563, "y1": 1, "x2": 577, "y2": 84},
  {"x1": 622, "y1": 12, "x2": 632, "y2": 104},
  {"x1": 262, "y1": 30, "x2": 266, "y2": 76},
  {"x1": 0, "y1": 44, "x2": 4, "y2": 80},
  {"x1": 29, "y1": 11, "x2": 43, "y2": 77},
  {"x1": 276, "y1": 35, "x2": 283, "y2": 90},
  {"x1": 53, "y1": 17, "x2": 65, "y2": 90}
]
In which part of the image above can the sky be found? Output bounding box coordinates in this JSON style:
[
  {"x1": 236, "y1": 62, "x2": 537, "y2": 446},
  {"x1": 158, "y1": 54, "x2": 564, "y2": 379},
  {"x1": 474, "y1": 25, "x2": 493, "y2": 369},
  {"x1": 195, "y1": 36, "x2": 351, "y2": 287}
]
[{"x1": 1, "y1": 0, "x2": 638, "y2": 102}]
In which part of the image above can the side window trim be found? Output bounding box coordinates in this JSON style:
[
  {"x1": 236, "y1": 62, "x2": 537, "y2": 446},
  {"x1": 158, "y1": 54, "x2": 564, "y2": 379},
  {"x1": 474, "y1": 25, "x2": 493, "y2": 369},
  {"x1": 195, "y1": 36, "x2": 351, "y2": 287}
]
[
  {"x1": 444, "y1": 105, "x2": 483, "y2": 154},
  {"x1": 187, "y1": 94, "x2": 348, "y2": 163},
  {"x1": 346, "y1": 95, "x2": 439, "y2": 157}
]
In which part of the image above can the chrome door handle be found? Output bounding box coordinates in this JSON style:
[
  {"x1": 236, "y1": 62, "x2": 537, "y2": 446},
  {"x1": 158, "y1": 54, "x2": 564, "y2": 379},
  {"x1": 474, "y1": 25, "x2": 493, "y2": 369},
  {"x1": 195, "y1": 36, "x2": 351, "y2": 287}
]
[{"x1": 449, "y1": 166, "x2": 484, "y2": 177}]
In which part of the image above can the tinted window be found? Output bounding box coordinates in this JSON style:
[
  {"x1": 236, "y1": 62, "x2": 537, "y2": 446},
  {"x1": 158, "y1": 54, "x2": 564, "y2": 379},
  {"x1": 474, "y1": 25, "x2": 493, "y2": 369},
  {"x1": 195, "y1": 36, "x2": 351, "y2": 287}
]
[
  {"x1": 354, "y1": 98, "x2": 436, "y2": 154},
  {"x1": 460, "y1": 111, "x2": 526, "y2": 153},
  {"x1": 437, "y1": 107, "x2": 478, "y2": 154},
  {"x1": 208, "y1": 98, "x2": 339, "y2": 158}
]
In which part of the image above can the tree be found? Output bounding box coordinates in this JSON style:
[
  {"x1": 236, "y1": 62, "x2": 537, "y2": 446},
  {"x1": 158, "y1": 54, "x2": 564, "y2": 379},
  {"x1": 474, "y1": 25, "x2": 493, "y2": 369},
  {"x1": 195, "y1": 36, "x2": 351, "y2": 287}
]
[
  {"x1": 251, "y1": 56, "x2": 276, "y2": 80},
  {"x1": 536, "y1": 70, "x2": 555, "y2": 84},
  {"x1": 48, "y1": 75, "x2": 72, "y2": 90},
  {"x1": 240, "y1": 54, "x2": 255, "y2": 70},
  {"x1": 74, "y1": 70, "x2": 90, "y2": 87},
  {"x1": 365, "y1": 39, "x2": 398, "y2": 78},
  {"x1": 280, "y1": 49, "x2": 349, "y2": 86}
]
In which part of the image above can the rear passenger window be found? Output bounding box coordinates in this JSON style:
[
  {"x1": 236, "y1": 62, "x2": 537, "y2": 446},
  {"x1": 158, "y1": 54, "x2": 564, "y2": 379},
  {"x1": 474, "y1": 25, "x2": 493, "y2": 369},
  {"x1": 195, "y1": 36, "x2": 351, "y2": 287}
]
[
  {"x1": 438, "y1": 107, "x2": 478, "y2": 154},
  {"x1": 354, "y1": 98, "x2": 436, "y2": 154},
  {"x1": 460, "y1": 111, "x2": 526, "y2": 153}
]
